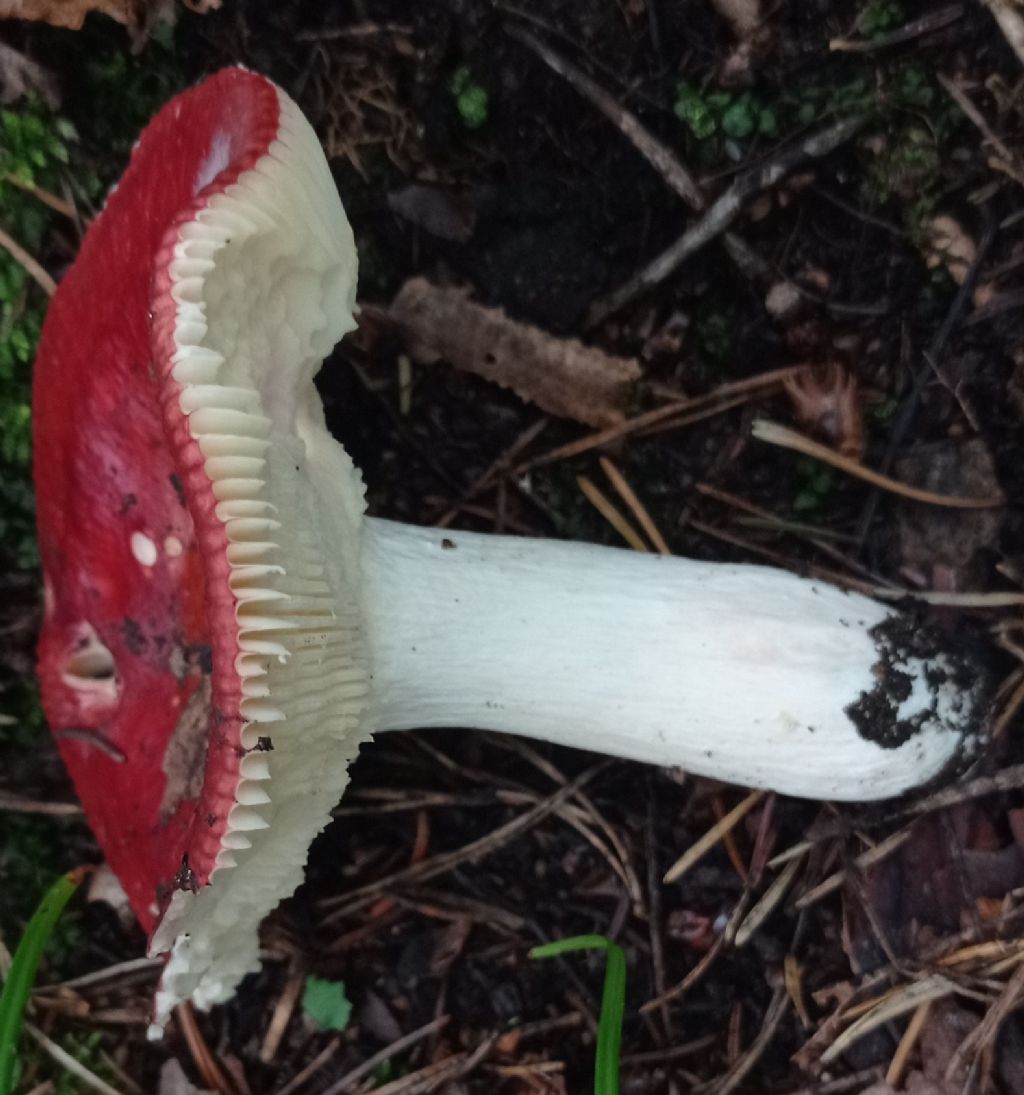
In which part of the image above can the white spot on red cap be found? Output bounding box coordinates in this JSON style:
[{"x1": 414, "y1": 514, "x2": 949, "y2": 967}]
[
  {"x1": 131, "y1": 531, "x2": 158, "y2": 567},
  {"x1": 165, "y1": 536, "x2": 184, "y2": 557}
]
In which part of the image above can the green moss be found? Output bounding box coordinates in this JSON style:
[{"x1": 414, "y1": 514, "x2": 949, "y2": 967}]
[
  {"x1": 0, "y1": 100, "x2": 76, "y2": 573},
  {"x1": 858, "y1": 0, "x2": 905, "y2": 36},
  {"x1": 674, "y1": 83, "x2": 777, "y2": 143},
  {"x1": 450, "y1": 65, "x2": 489, "y2": 130}
]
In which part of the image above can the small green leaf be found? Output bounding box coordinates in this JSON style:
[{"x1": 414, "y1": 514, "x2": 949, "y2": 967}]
[
  {"x1": 674, "y1": 83, "x2": 716, "y2": 140},
  {"x1": 301, "y1": 976, "x2": 352, "y2": 1032},
  {"x1": 450, "y1": 66, "x2": 489, "y2": 129},
  {"x1": 457, "y1": 86, "x2": 489, "y2": 129},
  {"x1": 721, "y1": 95, "x2": 757, "y2": 140}
]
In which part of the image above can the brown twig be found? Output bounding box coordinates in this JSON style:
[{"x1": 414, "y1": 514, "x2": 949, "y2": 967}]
[
  {"x1": 937, "y1": 74, "x2": 1024, "y2": 188},
  {"x1": 518, "y1": 366, "x2": 799, "y2": 474},
  {"x1": 695, "y1": 481, "x2": 891, "y2": 585},
  {"x1": 0, "y1": 791, "x2": 82, "y2": 816},
  {"x1": 586, "y1": 117, "x2": 864, "y2": 326},
  {"x1": 664, "y1": 791, "x2": 765, "y2": 884},
  {"x1": 620, "y1": 1034, "x2": 717, "y2": 1068},
  {"x1": 704, "y1": 988, "x2": 791, "y2": 1095},
  {"x1": 978, "y1": 0, "x2": 1024, "y2": 66},
  {"x1": 732, "y1": 855, "x2": 804, "y2": 946},
  {"x1": 259, "y1": 967, "x2": 305, "y2": 1065},
  {"x1": 885, "y1": 1001, "x2": 931, "y2": 1087},
  {"x1": 906, "y1": 764, "x2": 1024, "y2": 817},
  {"x1": 830, "y1": 4, "x2": 963, "y2": 51},
  {"x1": 0, "y1": 225, "x2": 56, "y2": 296},
  {"x1": 645, "y1": 791, "x2": 672, "y2": 1038},
  {"x1": 274, "y1": 1038, "x2": 341, "y2": 1095},
  {"x1": 23, "y1": 1026, "x2": 120, "y2": 1095},
  {"x1": 577, "y1": 475, "x2": 649, "y2": 551},
  {"x1": 784, "y1": 1068, "x2": 885, "y2": 1094},
  {"x1": 794, "y1": 827, "x2": 914, "y2": 909},
  {"x1": 600, "y1": 457, "x2": 671, "y2": 554},
  {"x1": 322, "y1": 763, "x2": 609, "y2": 921},
  {"x1": 947, "y1": 961, "x2": 1024, "y2": 1080},
  {"x1": 505, "y1": 23, "x2": 769, "y2": 282},
  {"x1": 434, "y1": 417, "x2": 549, "y2": 526},
  {"x1": 640, "y1": 933, "x2": 727, "y2": 1014},
  {"x1": 711, "y1": 793, "x2": 751, "y2": 882},
  {"x1": 752, "y1": 419, "x2": 1005, "y2": 508},
  {"x1": 174, "y1": 1003, "x2": 237, "y2": 1095},
  {"x1": 4, "y1": 173, "x2": 80, "y2": 221},
  {"x1": 362, "y1": 1037, "x2": 496, "y2": 1095},
  {"x1": 319, "y1": 1016, "x2": 450, "y2": 1095},
  {"x1": 491, "y1": 737, "x2": 644, "y2": 908}
]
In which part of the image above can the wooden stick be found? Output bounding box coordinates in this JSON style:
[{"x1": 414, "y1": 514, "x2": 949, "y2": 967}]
[
  {"x1": 664, "y1": 790, "x2": 765, "y2": 884},
  {"x1": 586, "y1": 118, "x2": 863, "y2": 326},
  {"x1": 0, "y1": 225, "x2": 56, "y2": 296},
  {"x1": 752, "y1": 419, "x2": 1004, "y2": 509}
]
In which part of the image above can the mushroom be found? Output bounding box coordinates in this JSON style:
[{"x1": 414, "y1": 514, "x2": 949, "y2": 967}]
[{"x1": 33, "y1": 69, "x2": 992, "y2": 1032}]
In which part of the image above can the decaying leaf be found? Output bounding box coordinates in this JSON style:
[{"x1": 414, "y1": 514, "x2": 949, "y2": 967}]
[
  {"x1": 0, "y1": 41, "x2": 58, "y2": 106},
  {"x1": 386, "y1": 277, "x2": 642, "y2": 427},
  {"x1": 0, "y1": 0, "x2": 140, "y2": 28},
  {"x1": 782, "y1": 362, "x2": 864, "y2": 459},
  {"x1": 0, "y1": 0, "x2": 183, "y2": 35}
]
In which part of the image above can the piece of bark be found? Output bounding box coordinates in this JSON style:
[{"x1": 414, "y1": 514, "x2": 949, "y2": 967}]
[
  {"x1": 387, "y1": 278, "x2": 641, "y2": 427},
  {"x1": 0, "y1": 0, "x2": 182, "y2": 37}
]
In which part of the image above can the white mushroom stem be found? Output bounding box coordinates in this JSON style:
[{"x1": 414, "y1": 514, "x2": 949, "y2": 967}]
[{"x1": 360, "y1": 517, "x2": 981, "y2": 801}]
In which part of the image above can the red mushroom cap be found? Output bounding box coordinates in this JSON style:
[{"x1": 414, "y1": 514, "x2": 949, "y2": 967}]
[
  {"x1": 36, "y1": 66, "x2": 365, "y2": 1029},
  {"x1": 34, "y1": 69, "x2": 282, "y2": 932}
]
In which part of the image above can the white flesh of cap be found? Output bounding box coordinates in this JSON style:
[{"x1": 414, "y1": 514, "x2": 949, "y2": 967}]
[{"x1": 148, "y1": 85, "x2": 367, "y2": 1035}]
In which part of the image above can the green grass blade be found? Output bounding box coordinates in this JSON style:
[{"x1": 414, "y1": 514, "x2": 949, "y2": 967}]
[
  {"x1": 529, "y1": 934, "x2": 625, "y2": 1095},
  {"x1": 594, "y1": 940, "x2": 625, "y2": 1095},
  {"x1": 0, "y1": 871, "x2": 82, "y2": 1095}
]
